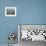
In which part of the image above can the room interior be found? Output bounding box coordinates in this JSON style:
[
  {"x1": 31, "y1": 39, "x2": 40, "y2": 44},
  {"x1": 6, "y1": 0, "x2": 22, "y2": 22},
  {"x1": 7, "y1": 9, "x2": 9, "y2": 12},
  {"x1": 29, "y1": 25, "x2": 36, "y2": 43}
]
[{"x1": 0, "y1": 0, "x2": 46, "y2": 46}]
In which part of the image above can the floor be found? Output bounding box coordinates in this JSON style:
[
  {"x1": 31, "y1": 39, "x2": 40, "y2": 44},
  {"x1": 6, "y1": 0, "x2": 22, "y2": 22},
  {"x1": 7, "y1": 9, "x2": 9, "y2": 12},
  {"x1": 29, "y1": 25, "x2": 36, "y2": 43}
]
[
  {"x1": 0, "y1": 44, "x2": 18, "y2": 46},
  {"x1": 19, "y1": 39, "x2": 46, "y2": 46},
  {"x1": 0, "y1": 40, "x2": 46, "y2": 46}
]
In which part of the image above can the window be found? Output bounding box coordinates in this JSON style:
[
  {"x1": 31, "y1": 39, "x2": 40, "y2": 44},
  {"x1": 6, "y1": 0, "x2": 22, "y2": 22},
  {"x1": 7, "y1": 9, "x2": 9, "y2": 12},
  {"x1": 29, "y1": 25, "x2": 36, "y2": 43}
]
[{"x1": 5, "y1": 7, "x2": 16, "y2": 16}]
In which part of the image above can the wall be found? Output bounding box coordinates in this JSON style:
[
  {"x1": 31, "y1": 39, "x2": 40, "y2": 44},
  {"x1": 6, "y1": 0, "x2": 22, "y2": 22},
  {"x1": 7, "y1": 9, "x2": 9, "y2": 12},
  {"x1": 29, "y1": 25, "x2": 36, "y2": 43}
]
[{"x1": 0, "y1": 0, "x2": 46, "y2": 44}]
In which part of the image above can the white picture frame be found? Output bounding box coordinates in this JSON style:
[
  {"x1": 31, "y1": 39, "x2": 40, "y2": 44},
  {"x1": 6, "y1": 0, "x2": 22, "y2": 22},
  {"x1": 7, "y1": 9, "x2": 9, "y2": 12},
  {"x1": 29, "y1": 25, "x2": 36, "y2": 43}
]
[{"x1": 5, "y1": 7, "x2": 16, "y2": 16}]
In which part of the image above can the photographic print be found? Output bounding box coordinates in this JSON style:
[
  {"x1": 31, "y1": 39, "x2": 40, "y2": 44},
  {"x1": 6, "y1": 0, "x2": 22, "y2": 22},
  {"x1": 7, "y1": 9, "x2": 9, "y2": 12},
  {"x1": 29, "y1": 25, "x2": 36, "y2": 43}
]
[{"x1": 5, "y1": 7, "x2": 16, "y2": 16}]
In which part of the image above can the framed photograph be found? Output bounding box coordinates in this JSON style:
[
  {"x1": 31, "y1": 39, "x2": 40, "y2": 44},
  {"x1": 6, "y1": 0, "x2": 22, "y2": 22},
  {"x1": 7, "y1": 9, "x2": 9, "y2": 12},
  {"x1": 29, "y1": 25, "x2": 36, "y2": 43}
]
[{"x1": 5, "y1": 7, "x2": 16, "y2": 16}]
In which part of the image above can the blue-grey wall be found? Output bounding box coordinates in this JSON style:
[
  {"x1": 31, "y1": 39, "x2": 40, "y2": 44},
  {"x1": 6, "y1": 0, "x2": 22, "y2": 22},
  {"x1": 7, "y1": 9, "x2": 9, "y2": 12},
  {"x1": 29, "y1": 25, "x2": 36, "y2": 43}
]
[{"x1": 0, "y1": 0, "x2": 46, "y2": 44}]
